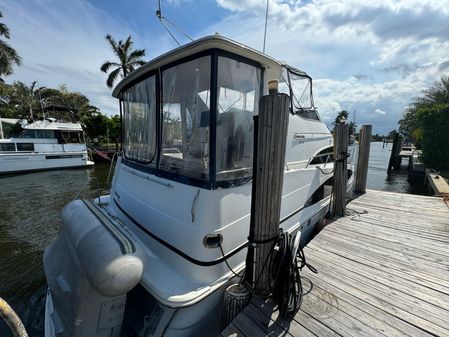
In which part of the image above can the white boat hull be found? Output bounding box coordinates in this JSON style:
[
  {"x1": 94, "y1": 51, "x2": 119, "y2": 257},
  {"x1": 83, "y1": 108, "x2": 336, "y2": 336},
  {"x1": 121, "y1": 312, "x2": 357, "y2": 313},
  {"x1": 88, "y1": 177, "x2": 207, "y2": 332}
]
[{"x1": 0, "y1": 152, "x2": 93, "y2": 174}]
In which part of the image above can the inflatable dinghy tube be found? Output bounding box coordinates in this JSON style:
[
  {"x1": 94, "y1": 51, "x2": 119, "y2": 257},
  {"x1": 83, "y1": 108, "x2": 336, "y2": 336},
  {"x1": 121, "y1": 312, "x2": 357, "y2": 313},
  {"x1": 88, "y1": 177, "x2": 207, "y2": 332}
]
[{"x1": 61, "y1": 199, "x2": 145, "y2": 297}]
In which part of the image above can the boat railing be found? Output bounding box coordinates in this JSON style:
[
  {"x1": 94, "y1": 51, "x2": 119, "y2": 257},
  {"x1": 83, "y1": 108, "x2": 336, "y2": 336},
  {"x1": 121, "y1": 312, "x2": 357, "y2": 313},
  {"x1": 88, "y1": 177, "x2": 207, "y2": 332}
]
[{"x1": 305, "y1": 152, "x2": 333, "y2": 168}]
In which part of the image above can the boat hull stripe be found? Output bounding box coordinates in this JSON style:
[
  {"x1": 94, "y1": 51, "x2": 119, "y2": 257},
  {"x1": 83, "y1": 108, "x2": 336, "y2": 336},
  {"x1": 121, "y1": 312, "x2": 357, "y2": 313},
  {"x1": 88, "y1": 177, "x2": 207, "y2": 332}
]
[{"x1": 113, "y1": 199, "x2": 248, "y2": 266}]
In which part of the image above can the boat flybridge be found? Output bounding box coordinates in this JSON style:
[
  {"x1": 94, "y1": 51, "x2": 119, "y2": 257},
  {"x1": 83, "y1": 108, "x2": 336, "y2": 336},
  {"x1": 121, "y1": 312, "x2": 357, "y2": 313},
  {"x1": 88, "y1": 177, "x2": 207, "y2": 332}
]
[
  {"x1": 44, "y1": 36, "x2": 354, "y2": 337},
  {"x1": 0, "y1": 118, "x2": 94, "y2": 174}
]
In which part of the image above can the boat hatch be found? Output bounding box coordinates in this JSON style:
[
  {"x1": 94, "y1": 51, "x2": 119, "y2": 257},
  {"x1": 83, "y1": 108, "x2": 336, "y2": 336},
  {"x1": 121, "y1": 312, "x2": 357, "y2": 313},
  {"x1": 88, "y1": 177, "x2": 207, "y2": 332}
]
[{"x1": 120, "y1": 50, "x2": 262, "y2": 189}]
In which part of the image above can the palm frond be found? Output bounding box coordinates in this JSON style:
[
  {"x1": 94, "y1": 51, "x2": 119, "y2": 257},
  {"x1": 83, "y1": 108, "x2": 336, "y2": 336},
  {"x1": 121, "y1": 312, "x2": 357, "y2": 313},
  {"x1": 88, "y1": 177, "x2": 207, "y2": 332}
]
[
  {"x1": 0, "y1": 22, "x2": 10, "y2": 39},
  {"x1": 122, "y1": 36, "x2": 133, "y2": 53},
  {"x1": 100, "y1": 61, "x2": 119, "y2": 73},
  {"x1": 106, "y1": 67, "x2": 122, "y2": 88},
  {"x1": 128, "y1": 48, "x2": 146, "y2": 61},
  {"x1": 0, "y1": 40, "x2": 22, "y2": 76},
  {"x1": 106, "y1": 34, "x2": 122, "y2": 60}
]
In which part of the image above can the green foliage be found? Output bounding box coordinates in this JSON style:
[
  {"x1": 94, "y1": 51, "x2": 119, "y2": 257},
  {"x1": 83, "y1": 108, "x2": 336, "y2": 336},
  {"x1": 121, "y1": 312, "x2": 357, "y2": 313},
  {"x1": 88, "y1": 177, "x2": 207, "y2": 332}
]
[
  {"x1": 107, "y1": 115, "x2": 121, "y2": 141},
  {"x1": 47, "y1": 84, "x2": 98, "y2": 122},
  {"x1": 0, "y1": 81, "x2": 121, "y2": 144},
  {"x1": 399, "y1": 77, "x2": 449, "y2": 169},
  {"x1": 0, "y1": 10, "x2": 21, "y2": 81},
  {"x1": 101, "y1": 34, "x2": 146, "y2": 88},
  {"x1": 6, "y1": 81, "x2": 48, "y2": 120},
  {"x1": 333, "y1": 110, "x2": 349, "y2": 126},
  {"x1": 415, "y1": 103, "x2": 449, "y2": 169},
  {"x1": 83, "y1": 113, "x2": 108, "y2": 140}
]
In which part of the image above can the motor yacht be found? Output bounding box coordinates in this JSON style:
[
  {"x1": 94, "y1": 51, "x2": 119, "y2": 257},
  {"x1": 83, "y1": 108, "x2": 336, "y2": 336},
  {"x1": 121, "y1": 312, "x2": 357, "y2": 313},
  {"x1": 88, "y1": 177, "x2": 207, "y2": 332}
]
[
  {"x1": 0, "y1": 118, "x2": 94, "y2": 174},
  {"x1": 43, "y1": 35, "x2": 354, "y2": 337}
]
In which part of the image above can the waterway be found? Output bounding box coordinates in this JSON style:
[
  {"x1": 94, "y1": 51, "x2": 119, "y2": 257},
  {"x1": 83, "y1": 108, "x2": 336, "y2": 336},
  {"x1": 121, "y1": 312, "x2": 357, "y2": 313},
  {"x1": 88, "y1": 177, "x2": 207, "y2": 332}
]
[{"x1": 0, "y1": 142, "x2": 426, "y2": 336}]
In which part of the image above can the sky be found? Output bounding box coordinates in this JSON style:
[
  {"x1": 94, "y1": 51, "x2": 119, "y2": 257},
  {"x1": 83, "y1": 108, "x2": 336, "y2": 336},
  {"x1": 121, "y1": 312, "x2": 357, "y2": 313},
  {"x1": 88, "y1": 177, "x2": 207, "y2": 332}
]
[{"x1": 2, "y1": 0, "x2": 449, "y2": 134}]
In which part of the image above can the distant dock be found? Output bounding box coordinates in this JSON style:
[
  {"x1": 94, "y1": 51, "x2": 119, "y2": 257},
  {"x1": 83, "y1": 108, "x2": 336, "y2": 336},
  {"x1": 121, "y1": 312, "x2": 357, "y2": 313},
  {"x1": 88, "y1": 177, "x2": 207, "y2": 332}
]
[{"x1": 220, "y1": 189, "x2": 449, "y2": 336}]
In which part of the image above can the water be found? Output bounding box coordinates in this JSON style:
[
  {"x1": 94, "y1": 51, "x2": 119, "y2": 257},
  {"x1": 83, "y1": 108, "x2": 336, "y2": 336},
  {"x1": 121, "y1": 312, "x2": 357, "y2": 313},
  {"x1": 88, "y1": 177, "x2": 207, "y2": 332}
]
[
  {"x1": 0, "y1": 143, "x2": 426, "y2": 336},
  {"x1": 365, "y1": 142, "x2": 427, "y2": 195},
  {"x1": 0, "y1": 163, "x2": 110, "y2": 337}
]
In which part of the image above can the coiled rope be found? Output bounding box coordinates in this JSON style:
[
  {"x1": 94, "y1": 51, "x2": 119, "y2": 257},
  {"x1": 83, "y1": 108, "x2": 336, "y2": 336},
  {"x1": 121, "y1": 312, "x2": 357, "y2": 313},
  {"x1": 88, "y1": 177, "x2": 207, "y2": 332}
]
[{"x1": 0, "y1": 297, "x2": 28, "y2": 337}]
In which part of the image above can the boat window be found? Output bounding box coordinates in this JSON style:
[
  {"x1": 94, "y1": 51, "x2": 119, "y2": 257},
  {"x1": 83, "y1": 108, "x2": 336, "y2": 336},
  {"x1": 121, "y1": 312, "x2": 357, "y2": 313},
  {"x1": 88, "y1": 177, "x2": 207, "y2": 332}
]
[
  {"x1": 216, "y1": 56, "x2": 261, "y2": 181},
  {"x1": 62, "y1": 131, "x2": 83, "y2": 143},
  {"x1": 16, "y1": 143, "x2": 34, "y2": 152},
  {"x1": 123, "y1": 75, "x2": 157, "y2": 164},
  {"x1": 160, "y1": 56, "x2": 211, "y2": 180},
  {"x1": 18, "y1": 130, "x2": 56, "y2": 138},
  {"x1": 290, "y1": 71, "x2": 312, "y2": 110},
  {"x1": 0, "y1": 143, "x2": 16, "y2": 152},
  {"x1": 297, "y1": 109, "x2": 320, "y2": 120},
  {"x1": 278, "y1": 68, "x2": 290, "y2": 95},
  {"x1": 309, "y1": 146, "x2": 334, "y2": 165}
]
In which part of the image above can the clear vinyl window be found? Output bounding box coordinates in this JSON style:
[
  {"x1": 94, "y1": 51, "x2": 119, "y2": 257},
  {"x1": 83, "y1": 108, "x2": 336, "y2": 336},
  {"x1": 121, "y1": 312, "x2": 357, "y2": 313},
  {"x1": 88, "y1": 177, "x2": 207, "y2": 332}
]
[
  {"x1": 160, "y1": 56, "x2": 211, "y2": 180},
  {"x1": 122, "y1": 76, "x2": 157, "y2": 164},
  {"x1": 216, "y1": 56, "x2": 261, "y2": 181}
]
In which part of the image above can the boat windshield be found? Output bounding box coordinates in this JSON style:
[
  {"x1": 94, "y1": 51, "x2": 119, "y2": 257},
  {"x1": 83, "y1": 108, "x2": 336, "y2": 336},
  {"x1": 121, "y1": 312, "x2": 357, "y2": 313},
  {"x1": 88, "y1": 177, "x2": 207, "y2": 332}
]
[
  {"x1": 289, "y1": 70, "x2": 313, "y2": 110},
  {"x1": 279, "y1": 66, "x2": 318, "y2": 120},
  {"x1": 120, "y1": 52, "x2": 262, "y2": 187},
  {"x1": 215, "y1": 56, "x2": 261, "y2": 181},
  {"x1": 160, "y1": 56, "x2": 211, "y2": 180},
  {"x1": 123, "y1": 76, "x2": 157, "y2": 164}
]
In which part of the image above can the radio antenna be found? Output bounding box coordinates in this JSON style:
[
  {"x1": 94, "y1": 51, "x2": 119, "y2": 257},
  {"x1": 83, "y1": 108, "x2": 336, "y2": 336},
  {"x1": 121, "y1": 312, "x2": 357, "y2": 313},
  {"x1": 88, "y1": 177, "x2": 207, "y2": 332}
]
[
  {"x1": 262, "y1": 0, "x2": 269, "y2": 53},
  {"x1": 156, "y1": 0, "x2": 194, "y2": 47}
]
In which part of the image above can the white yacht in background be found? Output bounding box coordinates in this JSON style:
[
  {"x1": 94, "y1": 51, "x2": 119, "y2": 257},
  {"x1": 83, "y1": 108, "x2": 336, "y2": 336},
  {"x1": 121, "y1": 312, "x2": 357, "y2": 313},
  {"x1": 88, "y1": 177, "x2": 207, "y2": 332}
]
[
  {"x1": 43, "y1": 35, "x2": 354, "y2": 337},
  {"x1": 0, "y1": 118, "x2": 94, "y2": 174}
]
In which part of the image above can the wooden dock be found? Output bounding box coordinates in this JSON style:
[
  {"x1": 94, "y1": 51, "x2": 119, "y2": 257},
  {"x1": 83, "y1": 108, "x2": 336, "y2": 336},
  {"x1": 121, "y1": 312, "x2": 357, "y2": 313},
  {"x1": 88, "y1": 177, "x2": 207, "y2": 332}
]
[{"x1": 220, "y1": 189, "x2": 449, "y2": 337}]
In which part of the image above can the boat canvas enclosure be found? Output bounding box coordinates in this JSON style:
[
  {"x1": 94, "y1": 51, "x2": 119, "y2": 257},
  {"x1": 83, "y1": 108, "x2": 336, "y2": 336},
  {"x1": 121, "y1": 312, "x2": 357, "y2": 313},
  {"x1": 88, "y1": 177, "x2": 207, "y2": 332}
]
[{"x1": 113, "y1": 35, "x2": 316, "y2": 189}]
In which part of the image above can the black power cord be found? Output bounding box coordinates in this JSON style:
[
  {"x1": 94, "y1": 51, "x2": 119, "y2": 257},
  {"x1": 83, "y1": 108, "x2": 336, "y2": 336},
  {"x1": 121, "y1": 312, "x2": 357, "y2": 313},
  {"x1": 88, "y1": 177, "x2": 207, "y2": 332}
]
[
  {"x1": 217, "y1": 229, "x2": 318, "y2": 318},
  {"x1": 270, "y1": 230, "x2": 317, "y2": 317}
]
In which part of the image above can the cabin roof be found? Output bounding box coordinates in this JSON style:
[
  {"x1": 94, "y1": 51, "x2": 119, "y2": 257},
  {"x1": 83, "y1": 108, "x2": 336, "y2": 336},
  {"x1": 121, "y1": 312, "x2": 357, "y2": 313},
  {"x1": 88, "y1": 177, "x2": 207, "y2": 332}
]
[
  {"x1": 112, "y1": 35, "x2": 308, "y2": 98},
  {"x1": 22, "y1": 119, "x2": 82, "y2": 131}
]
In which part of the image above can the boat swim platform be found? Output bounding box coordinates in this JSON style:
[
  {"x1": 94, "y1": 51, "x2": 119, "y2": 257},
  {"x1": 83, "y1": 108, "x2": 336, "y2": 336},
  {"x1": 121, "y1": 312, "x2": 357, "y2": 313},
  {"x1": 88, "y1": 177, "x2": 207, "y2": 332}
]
[{"x1": 220, "y1": 189, "x2": 449, "y2": 337}]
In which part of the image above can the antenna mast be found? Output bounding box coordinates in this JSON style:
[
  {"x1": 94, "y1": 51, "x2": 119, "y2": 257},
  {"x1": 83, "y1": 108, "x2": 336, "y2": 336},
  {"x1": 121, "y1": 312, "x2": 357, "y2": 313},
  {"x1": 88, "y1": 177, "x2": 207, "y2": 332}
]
[
  {"x1": 263, "y1": 0, "x2": 269, "y2": 53},
  {"x1": 156, "y1": 0, "x2": 194, "y2": 47}
]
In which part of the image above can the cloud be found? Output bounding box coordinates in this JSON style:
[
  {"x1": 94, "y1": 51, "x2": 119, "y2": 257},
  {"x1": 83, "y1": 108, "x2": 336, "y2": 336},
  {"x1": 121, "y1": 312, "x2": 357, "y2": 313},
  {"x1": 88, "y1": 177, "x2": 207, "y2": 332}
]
[
  {"x1": 1, "y1": 0, "x2": 151, "y2": 115},
  {"x1": 211, "y1": 0, "x2": 449, "y2": 133},
  {"x1": 374, "y1": 108, "x2": 386, "y2": 115},
  {"x1": 3, "y1": 0, "x2": 449, "y2": 135}
]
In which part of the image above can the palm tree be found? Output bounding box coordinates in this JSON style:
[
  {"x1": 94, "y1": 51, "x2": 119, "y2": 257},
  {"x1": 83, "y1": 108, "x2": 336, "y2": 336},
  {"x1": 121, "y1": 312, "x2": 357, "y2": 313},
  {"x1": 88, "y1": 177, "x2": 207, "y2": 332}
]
[
  {"x1": 9, "y1": 81, "x2": 48, "y2": 120},
  {"x1": 333, "y1": 110, "x2": 349, "y2": 126},
  {"x1": 0, "y1": 11, "x2": 21, "y2": 82},
  {"x1": 100, "y1": 34, "x2": 146, "y2": 88},
  {"x1": 47, "y1": 85, "x2": 98, "y2": 122}
]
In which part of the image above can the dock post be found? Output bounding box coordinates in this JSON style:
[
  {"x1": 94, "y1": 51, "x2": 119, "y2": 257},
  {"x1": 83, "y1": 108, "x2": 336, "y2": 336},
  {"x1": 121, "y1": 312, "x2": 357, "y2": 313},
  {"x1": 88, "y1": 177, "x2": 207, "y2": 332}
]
[
  {"x1": 388, "y1": 131, "x2": 401, "y2": 173},
  {"x1": 332, "y1": 123, "x2": 350, "y2": 216},
  {"x1": 245, "y1": 90, "x2": 290, "y2": 297},
  {"x1": 354, "y1": 124, "x2": 372, "y2": 194}
]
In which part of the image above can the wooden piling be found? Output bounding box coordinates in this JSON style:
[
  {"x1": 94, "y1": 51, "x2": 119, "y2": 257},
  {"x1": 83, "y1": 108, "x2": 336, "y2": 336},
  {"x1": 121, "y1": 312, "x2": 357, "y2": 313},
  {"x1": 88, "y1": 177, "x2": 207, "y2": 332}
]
[
  {"x1": 332, "y1": 123, "x2": 349, "y2": 216},
  {"x1": 245, "y1": 93, "x2": 290, "y2": 297},
  {"x1": 388, "y1": 131, "x2": 401, "y2": 173},
  {"x1": 354, "y1": 124, "x2": 372, "y2": 194}
]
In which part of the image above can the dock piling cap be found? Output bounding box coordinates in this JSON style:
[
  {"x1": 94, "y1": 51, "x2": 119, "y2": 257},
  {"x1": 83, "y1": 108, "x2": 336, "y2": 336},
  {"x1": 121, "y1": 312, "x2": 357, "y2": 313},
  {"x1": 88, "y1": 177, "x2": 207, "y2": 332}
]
[{"x1": 268, "y1": 80, "x2": 279, "y2": 94}]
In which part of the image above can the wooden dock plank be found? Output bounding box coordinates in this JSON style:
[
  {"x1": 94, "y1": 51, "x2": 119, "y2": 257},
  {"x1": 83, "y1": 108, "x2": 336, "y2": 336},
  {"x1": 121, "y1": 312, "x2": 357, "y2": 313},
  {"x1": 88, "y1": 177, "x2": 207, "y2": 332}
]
[{"x1": 221, "y1": 190, "x2": 449, "y2": 337}]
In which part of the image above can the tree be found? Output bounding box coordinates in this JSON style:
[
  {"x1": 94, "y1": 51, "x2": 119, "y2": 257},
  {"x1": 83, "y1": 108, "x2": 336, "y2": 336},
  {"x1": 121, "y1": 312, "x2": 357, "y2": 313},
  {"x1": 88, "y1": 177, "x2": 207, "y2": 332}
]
[
  {"x1": 348, "y1": 121, "x2": 357, "y2": 136},
  {"x1": 48, "y1": 84, "x2": 98, "y2": 122},
  {"x1": 100, "y1": 34, "x2": 146, "y2": 88},
  {"x1": 0, "y1": 11, "x2": 21, "y2": 81},
  {"x1": 8, "y1": 81, "x2": 48, "y2": 120},
  {"x1": 333, "y1": 110, "x2": 349, "y2": 126},
  {"x1": 399, "y1": 77, "x2": 449, "y2": 169},
  {"x1": 83, "y1": 113, "x2": 108, "y2": 141}
]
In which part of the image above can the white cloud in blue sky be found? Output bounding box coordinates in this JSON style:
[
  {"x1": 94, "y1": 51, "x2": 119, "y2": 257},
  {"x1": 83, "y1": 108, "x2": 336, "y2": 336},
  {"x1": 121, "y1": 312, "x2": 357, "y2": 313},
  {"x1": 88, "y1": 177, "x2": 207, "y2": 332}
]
[{"x1": 2, "y1": 0, "x2": 449, "y2": 134}]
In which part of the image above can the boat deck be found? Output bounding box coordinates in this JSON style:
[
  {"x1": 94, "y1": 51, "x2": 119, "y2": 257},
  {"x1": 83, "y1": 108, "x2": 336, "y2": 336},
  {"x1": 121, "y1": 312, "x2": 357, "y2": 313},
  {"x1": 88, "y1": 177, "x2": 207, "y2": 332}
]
[{"x1": 220, "y1": 189, "x2": 449, "y2": 337}]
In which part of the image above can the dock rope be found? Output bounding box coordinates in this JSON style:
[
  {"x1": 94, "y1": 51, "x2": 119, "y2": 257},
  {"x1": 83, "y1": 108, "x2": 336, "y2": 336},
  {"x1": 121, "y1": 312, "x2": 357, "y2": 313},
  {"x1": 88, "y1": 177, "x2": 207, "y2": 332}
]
[
  {"x1": 218, "y1": 230, "x2": 317, "y2": 318},
  {"x1": 0, "y1": 297, "x2": 28, "y2": 337},
  {"x1": 270, "y1": 230, "x2": 317, "y2": 317}
]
